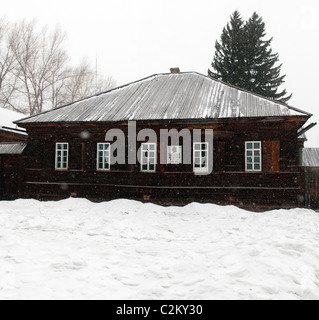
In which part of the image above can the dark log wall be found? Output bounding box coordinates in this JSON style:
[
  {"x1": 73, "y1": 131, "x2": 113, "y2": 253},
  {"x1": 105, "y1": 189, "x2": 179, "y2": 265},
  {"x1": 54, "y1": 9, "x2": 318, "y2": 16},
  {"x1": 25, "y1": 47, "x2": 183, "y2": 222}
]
[
  {"x1": 303, "y1": 167, "x2": 319, "y2": 209},
  {"x1": 18, "y1": 118, "x2": 306, "y2": 210},
  {"x1": 0, "y1": 155, "x2": 24, "y2": 200},
  {"x1": 0, "y1": 130, "x2": 27, "y2": 143}
]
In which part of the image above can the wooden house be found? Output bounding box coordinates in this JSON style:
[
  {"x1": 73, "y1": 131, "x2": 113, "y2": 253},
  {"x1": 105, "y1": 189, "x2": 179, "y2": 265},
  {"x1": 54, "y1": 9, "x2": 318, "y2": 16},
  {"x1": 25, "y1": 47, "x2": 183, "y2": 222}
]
[
  {"x1": 11, "y1": 71, "x2": 316, "y2": 210},
  {"x1": 0, "y1": 117, "x2": 28, "y2": 200},
  {"x1": 302, "y1": 148, "x2": 319, "y2": 209}
]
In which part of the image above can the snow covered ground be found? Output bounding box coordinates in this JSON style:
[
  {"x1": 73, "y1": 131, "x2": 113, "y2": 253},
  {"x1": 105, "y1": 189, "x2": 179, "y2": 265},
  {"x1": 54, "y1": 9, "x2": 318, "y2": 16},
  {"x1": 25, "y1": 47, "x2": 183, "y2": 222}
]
[{"x1": 0, "y1": 198, "x2": 319, "y2": 300}]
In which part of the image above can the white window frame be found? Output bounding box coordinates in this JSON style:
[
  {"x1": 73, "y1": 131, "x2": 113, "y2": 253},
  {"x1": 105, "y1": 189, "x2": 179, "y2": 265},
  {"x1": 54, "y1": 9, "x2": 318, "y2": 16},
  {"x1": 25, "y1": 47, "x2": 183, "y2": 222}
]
[
  {"x1": 97, "y1": 143, "x2": 111, "y2": 171},
  {"x1": 193, "y1": 142, "x2": 209, "y2": 173},
  {"x1": 141, "y1": 143, "x2": 157, "y2": 172},
  {"x1": 167, "y1": 146, "x2": 182, "y2": 164},
  {"x1": 245, "y1": 141, "x2": 262, "y2": 172},
  {"x1": 55, "y1": 143, "x2": 69, "y2": 171}
]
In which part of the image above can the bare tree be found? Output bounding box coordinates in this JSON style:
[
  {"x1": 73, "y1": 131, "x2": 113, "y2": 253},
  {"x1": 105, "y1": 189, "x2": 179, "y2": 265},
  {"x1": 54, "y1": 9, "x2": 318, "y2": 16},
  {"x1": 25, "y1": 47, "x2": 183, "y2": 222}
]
[
  {"x1": 0, "y1": 18, "x2": 19, "y2": 111},
  {"x1": 9, "y1": 20, "x2": 69, "y2": 115},
  {"x1": 0, "y1": 18, "x2": 117, "y2": 115},
  {"x1": 61, "y1": 58, "x2": 117, "y2": 105}
]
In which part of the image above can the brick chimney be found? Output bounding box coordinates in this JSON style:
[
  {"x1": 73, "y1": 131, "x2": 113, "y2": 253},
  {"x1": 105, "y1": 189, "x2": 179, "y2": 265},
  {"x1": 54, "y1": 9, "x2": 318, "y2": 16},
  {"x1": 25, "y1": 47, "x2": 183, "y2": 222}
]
[{"x1": 170, "y1": 67, "x2": 180, "y2": 74}]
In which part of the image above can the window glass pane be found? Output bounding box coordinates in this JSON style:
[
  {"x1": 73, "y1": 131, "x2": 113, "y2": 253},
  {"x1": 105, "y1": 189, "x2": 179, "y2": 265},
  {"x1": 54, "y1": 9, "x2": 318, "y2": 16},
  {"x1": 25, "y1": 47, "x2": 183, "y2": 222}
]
[
  {"x1": 202, "y1": 143, "x2": 207, "y2": 150},
  {"x1": 150, "y1": 144, "x2": 155, "y2": 151},
  {"x1": 194, "y1": 144, "x2": 201, "y2": 150},
  {"x1": 246, "y1": 142, "x2": 261, "y2": 172},
  {"x1": 149, "y1": 165, "x2": 155, "y2": 171},
  {"x1": 168, "y1": 146, "x2": 182, "y2": 164}
]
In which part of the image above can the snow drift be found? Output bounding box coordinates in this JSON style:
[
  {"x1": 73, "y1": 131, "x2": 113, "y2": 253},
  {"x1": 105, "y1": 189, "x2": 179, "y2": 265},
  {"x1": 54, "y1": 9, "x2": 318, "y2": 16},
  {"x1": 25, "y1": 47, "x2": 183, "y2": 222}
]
[{"x1": 0, "y1": 198, "x2": 319, "y2": 300}]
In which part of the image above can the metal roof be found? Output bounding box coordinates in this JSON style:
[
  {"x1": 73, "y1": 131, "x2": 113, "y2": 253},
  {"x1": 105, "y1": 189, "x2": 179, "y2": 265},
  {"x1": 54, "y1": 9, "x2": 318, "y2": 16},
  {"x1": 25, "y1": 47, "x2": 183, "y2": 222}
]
[
  {"x1": 16, "y1": 72, "x2": 311, "y2": 125},
  {"x1": 0, "y1": 142, "x2": 27, "y2": 155},
  {"x1": 302, "y1": 148, "x2": 319, "y2": 167}
]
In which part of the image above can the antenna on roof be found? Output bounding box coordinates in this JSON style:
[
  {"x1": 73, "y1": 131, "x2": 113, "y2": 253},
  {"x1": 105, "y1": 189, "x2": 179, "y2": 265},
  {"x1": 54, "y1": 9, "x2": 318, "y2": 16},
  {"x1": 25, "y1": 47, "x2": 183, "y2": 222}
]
[{"x1": 95, "y1": 50, "x2": 98, "y2": 92}]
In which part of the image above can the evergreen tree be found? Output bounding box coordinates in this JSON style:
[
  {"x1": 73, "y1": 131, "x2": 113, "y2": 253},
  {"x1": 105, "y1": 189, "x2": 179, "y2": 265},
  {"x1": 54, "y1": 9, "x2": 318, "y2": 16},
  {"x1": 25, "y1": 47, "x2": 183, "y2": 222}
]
[
  {"x1": 208, "y1": 11, "x2": 246, "y2": 88},
  {"x1": 209, "y1": 11, "x2": 292, "y2": 104}
]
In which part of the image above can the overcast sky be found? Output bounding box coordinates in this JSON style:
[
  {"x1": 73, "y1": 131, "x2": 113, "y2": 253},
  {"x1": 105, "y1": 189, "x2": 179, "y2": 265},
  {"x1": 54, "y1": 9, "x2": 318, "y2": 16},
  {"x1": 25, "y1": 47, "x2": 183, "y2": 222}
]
[{"x1": 2, "y1": 0, "x2": 319, "y2": 146}]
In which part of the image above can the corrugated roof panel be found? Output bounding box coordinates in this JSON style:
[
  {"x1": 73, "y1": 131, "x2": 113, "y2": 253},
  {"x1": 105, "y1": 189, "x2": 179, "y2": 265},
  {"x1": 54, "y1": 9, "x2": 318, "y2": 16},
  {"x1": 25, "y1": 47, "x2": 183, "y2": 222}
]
[
  {"x1": 0, "y1": 142, "x2": 27, "y2": 155},
  {"x1": 16, "y1": 72, "x2": 311, "y2": 125},
  {"x1": 302, "y1": 148, "x2": 319, "y2": 167}
]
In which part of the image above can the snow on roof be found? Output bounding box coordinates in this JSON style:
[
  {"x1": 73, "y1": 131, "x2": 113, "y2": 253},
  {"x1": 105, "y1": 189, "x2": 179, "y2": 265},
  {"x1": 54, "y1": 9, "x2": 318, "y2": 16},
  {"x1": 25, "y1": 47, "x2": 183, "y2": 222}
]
[
  {"x1": 0, "y1": 108, "x2": 26, "y2": 129},
  {"x1": 16, "y1": 72, "x2": 312, "y2": 125}
]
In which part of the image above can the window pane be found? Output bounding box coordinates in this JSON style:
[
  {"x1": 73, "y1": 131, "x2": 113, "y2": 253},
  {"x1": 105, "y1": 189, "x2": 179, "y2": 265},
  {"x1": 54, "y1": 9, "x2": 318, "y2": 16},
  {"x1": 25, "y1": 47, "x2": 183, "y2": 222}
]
[
  {"x1": 247, "y1": 164, "x2": 253, "y2": 170},
  {"x1": 247, "y1": 143, "x2": 253, "y2": 149},
  {"x1": 247, "y1": 151, "x2": 253, "y2": 156},
  {"x1": 150, "y1": 144, "x2": 155, "y2": 151},
  {"x1": 194, "y1": 144, "x2": 201, "y2": 150},
  {"x1": 254, "y1": 164, "x2": 261, "y2": 170},
  {"x1": 254, "y1": 150, "x2": 260, "y2": 156},
  {"x1": 255, "y1": 157, "x2": 260, "y2": 163},
  {"x1": 149, "y1": 165, "x2": 155, "y2": 171},
  {"x1": 247, "y1": 157, "x2": 253, "y2": 163},
  {"x1": 254, "y1": 143, "x2": 260, "y2": 149},
  {"x1": 202, "y1": 143, "x2": 207, "y2": 150},
  {"x1": 142, "y1": 164, "x2": 148, "y2": 171}
]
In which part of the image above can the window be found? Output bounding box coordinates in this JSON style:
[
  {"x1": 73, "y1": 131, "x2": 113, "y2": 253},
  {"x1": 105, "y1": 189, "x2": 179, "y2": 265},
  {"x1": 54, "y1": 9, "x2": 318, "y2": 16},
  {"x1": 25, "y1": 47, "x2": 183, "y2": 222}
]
[
  {"x1": 97, "y1": 143, "x2": 111, "y2": 171},
  {"x1": 193, "y1": 143, "x2": 209, "y2": 172},
  {"x1": 141, "y1": 143, "x2": 156, "y2": 172},
  {"x1": 55, "y1": 143, "x2": 69, "y2": 170},
  {"x1": 246, "y1": 142, "x2": 262, "y2": 172},
  {"x1": 167, "y1": 146, "x2": 182, "y2": 164}
]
